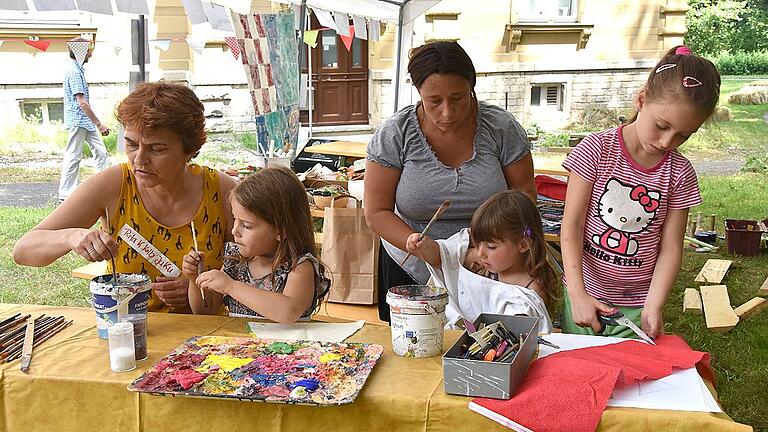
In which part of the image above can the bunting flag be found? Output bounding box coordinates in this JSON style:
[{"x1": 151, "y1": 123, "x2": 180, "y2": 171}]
[
  {"x1": 151, "y1": 39, "x2": 171, "y2": 51},
  {"x1": 352, "y1": 15, "x2": 367, "y2": 40},
  {"x1": 302, "y1": 29, "x2": 319, "y2": 48},
  {"x1": 312, "y1": 8, "x2": 337, "y2": 32},
  {"x1": 369, "y1": 19, "x2": 380, "y2": 41},
  {"x1": 224, "y1": 36, "x2": 240, "y2": 59},
  {"x1": 182, "y1": 0, "x2": 208, "y2": 25},
  {"x1": 339, "y1": 26, "x2": 354, "y2": 52},
  {"x1": 115, "y1": 0, "x2": 149, "y2": 15},
  {"x1": 32, "y1": 0, "x2": 75, "y2": 11},
  {"x1": 211, "y1": 0, "x2": 249, "y2": 14},
  {"x1": 75, "y1": 0, "x2": 113, "y2": 14},
  {"x1": 187, "y1": 37, "x2": 206, "y2": 54},
  {"x1": 67, "y1": 40, "x2": 91, "y2": 66},
  {"x1": 0, "y1": 41, "x2": 4, "y2": 48},
  {"x1": 0, "y1": 0, "x2": 28, "y2": 10},
  {"x1": 24, "y1": 39, "x2": 51, "y2": 52},
  {"x1": 113, "y1": 44, "x2": 123, "y2": 56},
  {"x1": 201, "y1": 1, "x2": 233, "y2": 32},
  {"x1": 334, "y1": 12, "x2": 350, "y2": 37}
]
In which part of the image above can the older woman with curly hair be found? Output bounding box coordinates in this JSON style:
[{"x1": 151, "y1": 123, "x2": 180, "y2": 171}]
[{"x1": 14, "y1": 81, "x2": 237, "y2": 313}]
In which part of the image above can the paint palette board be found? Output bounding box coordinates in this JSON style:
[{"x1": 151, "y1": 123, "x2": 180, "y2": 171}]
[{"x1": 128, "y1": 335, "x2": 383, "y2": 405}]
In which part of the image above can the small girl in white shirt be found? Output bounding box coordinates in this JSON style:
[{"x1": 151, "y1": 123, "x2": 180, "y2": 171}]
[{"x1": 406, "y1": 190, "x2": 558, "y2": 333}]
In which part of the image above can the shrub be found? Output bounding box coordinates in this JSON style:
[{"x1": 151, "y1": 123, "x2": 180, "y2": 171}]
[
  {"x1": 713, "y1": 51, "x2": 768, "y2": 75},
  {"x1": 741, "y1": 154, "x2": 768, "y2": 174}
]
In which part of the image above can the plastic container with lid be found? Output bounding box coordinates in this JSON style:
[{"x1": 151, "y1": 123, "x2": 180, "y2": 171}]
[{"x1": 108, "y1": 321, "x2": 136, "y2": 372}]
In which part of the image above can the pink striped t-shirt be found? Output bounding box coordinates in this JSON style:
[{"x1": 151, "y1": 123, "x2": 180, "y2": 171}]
[{"x1": 562, "y1": 126, "x2": 701, "y2": 306}]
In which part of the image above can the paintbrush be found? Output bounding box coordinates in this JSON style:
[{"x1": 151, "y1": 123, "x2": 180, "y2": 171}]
[
  {"x1": 104, "y1": 207, "x2": 119, "y2": 287},
  {"x1": 0, "y1": 314, "x2": 31, "y2": 335},
  {"x1": 0, "y1": 313, "x2": 21, "y2": 330},
  {"x1": 400, "y1": 200, "x2": 452, "y2": 267},
  {"x1": 1, "y1": 317, "x2": 58, "y2": 354},
  {"x1": 190, "y1": 221, "x2": 207, "y2": 307},
  {"x1": 3, "y1": 316, "x2": 72, "y2": 363},
  {"x1": 0, "y1": 315, "x2": 49, "y2": 348}
]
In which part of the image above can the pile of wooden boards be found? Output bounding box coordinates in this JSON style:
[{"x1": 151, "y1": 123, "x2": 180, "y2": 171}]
[{"x1": 683, "y1": 259, "x2": 768, "y2": 332}]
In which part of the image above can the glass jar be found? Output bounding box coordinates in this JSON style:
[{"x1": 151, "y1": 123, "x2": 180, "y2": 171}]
[
  {"x1": 108, "y1": 321, "x2": 136, "y2": 372},
  {"x1": 121, "y1": 314, "x2": 148, "y2": 361}
]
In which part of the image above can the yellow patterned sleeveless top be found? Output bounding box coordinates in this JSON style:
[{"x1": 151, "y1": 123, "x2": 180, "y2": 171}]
[{"x1": 107, "y1": 163, "x2": 226, "y2": 312}]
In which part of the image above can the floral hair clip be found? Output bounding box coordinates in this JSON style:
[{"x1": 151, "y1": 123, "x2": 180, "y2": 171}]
[
  {"x1": 675, "y1": 46, "x2": 692, "y2": 56},
  {"x1": 682, "y1": 76, "x2": 703, "y2": 88},
  {"x1": 522, "y1": 226, "x2": 533, "y2": 238},
  {"x1": 655, "y1": 63, "x2": 677, "y2": 74}
]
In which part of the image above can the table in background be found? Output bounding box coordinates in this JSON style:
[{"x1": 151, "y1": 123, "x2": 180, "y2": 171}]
[
  {"x1": 302, "y1": 141, "x2": 570, "y2": 177},
  {"x1": 0, "y1": 303, "x2": 750, "y2": 432}
]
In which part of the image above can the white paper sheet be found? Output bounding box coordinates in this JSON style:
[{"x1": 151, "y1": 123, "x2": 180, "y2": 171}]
[
  {"x1": 247, "y1": 320, "x2": 365, "y2": 343},
  {"x1": 537, "y1": 333, "x2": 721, "y2": 413}
]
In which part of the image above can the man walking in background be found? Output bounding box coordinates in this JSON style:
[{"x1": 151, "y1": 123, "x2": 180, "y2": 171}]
[{"x1": 59, "y1": 37, "x2": 110, "y2": 203}]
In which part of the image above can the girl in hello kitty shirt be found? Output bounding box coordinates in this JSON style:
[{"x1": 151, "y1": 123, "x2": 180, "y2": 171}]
[{"x1": 560, "y1": 45, "x2": 721, "y2": 339}]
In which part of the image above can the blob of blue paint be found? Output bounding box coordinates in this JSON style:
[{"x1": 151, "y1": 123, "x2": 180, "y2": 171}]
[{"x1": 290, "y1": 378, "x2": 320, "y2": 391}]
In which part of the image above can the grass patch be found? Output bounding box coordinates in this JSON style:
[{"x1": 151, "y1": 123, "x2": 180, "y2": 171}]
[
  {"x1": 0, "y1": 174, "x2": 766, "y2": 426},
  {"x1": 0, "y1": 206, "x2": 91, "y2": 307}
]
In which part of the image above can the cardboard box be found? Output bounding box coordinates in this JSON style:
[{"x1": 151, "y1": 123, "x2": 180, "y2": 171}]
[{"x1": 442, "y1": 314, "x2": 538, "y2": 399}]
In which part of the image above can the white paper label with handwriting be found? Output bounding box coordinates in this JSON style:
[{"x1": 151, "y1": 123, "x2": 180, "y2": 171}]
[{"x1": 118, "y1": 224, "x2": 181, "y2": 277}]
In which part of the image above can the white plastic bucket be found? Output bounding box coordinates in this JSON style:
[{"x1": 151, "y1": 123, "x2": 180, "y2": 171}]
[
  {"x1": 90, "y1": 274, "x2": 151, "y2": 339},
  {"x1": 386, "y1": 285, "x2": 449, "y2": 358}
]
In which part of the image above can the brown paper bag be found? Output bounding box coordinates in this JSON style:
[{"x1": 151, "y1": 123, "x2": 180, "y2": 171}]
[{"x1": 321, "y1": 196, "x2": 379, "y2": 304}]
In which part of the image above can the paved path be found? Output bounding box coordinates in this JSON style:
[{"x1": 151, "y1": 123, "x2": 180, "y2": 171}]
[{"x1": 0, "y1": 182, "x2": 58, "y2": 207}]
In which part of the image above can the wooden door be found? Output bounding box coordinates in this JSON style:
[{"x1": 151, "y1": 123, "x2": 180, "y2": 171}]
[{"x1": 301, "y1": 16, "x2": 369, "y2": 125}]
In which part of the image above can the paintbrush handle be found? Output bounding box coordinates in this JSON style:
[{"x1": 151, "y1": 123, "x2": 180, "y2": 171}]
[{"x1": 400, "y1": 201, "x2": 451, "y2": 267}]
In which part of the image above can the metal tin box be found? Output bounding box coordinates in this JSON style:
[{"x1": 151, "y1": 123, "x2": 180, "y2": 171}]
[{"x1": 442, "y1": 314, "x2": 538, "y2": 399}]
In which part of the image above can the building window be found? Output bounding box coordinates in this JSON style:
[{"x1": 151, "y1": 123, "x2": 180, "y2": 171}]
[
  {"x1": 20, "y1": 100, "x2": 65, "y2": 125},
  {"x1": 517, "y1": 0, "x2": 578, "y2": 22},
  {"x1": 531, "y1": 84, "x2": 564, "y2": 111}
]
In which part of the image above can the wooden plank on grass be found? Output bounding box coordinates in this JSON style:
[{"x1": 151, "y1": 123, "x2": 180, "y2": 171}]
[
  {"x1": 700, "y1": 285, "x2": 739, "y2": 332},
  {"x1": 734, "y1": 297, "x2": 768, "y2": 320},
  {"x1": 694, "y1": 259, "x2": 732, "y2": 284},
  {"x1": 71, "y1": 261, "x2": 108, "y2": 280},
  {"x1": 683, "y1": 288, "x2": 703, "y2": 314},
  {"x1": 759, "y1": 276, "x2": 768, "y2": 297}
]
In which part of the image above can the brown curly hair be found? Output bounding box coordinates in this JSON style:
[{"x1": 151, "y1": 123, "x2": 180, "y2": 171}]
[{"x1": 116, "y1": 81, "x2": 206, "y2": 156}]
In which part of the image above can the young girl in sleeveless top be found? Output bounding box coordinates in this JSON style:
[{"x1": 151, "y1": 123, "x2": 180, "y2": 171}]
[
  {"x1": 183, "y1": 166, "x2": 329, "y2": 322},
  {"x1": 406, "y1": 190, "x2": 558, "y2": 333}
]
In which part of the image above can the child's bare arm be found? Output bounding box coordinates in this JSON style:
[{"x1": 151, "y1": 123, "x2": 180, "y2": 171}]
[
  {"x1": 405, "y1": 233, "x2": 441, "y2": 268},
  {"x1": 643, "y1": 207, "x2": 688, "y2": 338},
  {"x1": 202, "y1": 261, "x2": 316, "y2": 323}
]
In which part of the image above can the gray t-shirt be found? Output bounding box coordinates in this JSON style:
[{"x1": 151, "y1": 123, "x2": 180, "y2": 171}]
[{"x1": 367, "y1": 100, "x2": 530, "y2": 283}]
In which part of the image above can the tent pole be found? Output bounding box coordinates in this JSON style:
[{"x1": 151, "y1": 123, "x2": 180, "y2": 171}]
[
  {"x1": 393, "y1": 3, "x2": 405, "y2": 114},
  {"x1": 298, "y1": 0, "x2": 312, "y2": 140}
]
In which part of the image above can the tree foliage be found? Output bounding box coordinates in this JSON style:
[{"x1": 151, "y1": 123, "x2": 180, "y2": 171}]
[{"x1": 686, "y1": 0, "x2": 768, "y2": 55}]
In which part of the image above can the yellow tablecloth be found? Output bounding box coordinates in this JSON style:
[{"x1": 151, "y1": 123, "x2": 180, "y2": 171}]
[{"x1": 0, "y1": 304, "x2": 751, "y2": 432}]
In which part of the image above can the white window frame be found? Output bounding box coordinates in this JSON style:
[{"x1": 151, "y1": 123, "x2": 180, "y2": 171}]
[
  {"x1": 19, "y1": 99, "x2": 65, "y2": 125},
  {"x1": 530, "y1": 84, "x2": 564, "y2": 111},
  {"x1": 516, "y1": 0, "x2": 579, "y2": 23}
]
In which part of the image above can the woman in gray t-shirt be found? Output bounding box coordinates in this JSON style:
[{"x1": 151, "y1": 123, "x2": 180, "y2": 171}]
[{"x1": 365, "y1": 41, "x2": 536, "y2": 322}]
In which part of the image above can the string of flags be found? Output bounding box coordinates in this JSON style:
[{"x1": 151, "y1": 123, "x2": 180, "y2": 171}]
[{"x1": 0, "y1": 1, "x2": 382, "y2": 58}]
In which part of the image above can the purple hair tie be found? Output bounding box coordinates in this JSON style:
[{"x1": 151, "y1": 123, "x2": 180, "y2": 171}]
[
  {"x1": 523, "y1": 226, "x2": 533, "y2": 238},
  {"x1": 675, "y1": 46, "x2": 692, "y2": 56}
]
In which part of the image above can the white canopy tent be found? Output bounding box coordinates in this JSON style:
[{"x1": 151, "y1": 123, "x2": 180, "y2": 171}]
[{"x1": 274, "y1": 0, "x2": 442, "y2": 115}]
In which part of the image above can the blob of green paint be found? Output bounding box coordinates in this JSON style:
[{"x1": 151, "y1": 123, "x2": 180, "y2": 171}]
[{"x1": 268, "y1": 341, "x2": 295, "y2": 354}]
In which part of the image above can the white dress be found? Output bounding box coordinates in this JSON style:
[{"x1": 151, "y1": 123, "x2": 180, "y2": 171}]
[{"x1": 425, "y1": 229, "x2": 553, "y2": 334}]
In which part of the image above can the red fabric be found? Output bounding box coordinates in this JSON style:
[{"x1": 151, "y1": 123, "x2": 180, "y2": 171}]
[
  {"x1": 174, "y1": 369, "x2": 207, "y2": 390},
  {"x1": 535, "y1": 175, "x2": 568, "y2": 201},
  {"x1": 471, "y1": 335, "x2": 710, "y2": 432}
]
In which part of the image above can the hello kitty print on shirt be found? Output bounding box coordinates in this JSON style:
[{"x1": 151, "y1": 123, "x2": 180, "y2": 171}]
[{"x1": 592, "y1": 178, "x2": 660, "y2": 256}]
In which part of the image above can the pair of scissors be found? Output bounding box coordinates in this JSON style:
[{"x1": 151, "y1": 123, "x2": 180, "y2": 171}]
[{"x1": 596, "y1": 298, "x2": 656, "y2": 345}]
